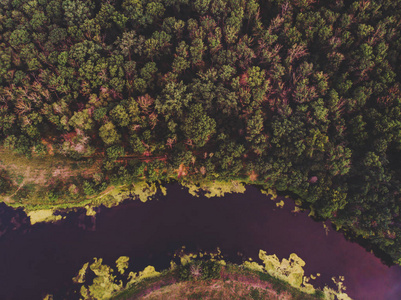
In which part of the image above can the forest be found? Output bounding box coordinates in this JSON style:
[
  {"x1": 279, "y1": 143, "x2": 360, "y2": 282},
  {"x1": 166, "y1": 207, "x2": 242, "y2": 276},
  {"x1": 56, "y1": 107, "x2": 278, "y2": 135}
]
[{"x1": 1, "y1": 0, "x2": 401, "y2": 266}]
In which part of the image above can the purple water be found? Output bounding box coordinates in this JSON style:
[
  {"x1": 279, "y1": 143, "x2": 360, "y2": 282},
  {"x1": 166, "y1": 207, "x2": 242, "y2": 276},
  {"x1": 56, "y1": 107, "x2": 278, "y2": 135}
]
[{"x1": 0, "y1": 185, "x2": 400, "y2": 299}]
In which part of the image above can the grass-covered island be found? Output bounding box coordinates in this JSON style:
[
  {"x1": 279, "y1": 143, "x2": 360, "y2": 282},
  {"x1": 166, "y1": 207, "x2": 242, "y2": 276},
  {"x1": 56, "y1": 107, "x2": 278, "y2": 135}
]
[
  {"x1": 52, "y1": 249, "x2": 349, "y2": 300},
  {"x1": 1, "y1": 0, "x2": 401, "y2": 267}
]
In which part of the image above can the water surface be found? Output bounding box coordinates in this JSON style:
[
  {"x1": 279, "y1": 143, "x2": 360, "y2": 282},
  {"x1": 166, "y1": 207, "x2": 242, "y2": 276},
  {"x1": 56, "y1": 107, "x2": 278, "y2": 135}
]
[{"x1": 0, "y1": 185, "x2": 400, "y2": 299}]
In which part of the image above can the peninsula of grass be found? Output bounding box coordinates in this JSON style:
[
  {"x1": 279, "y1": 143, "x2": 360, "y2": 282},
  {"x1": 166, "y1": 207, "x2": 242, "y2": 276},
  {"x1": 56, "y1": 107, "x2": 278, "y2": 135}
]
[
  {"x1": 113, "y1": 263, "x2": 324, "y2": 300},
  {"x1": 69, "y1": 250, "x2": 349, "y2": 300}
]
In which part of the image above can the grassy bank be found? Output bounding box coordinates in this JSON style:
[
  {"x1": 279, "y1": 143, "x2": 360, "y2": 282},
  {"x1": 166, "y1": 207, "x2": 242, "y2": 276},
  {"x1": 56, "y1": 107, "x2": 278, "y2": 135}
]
[
  {"x1": 114, "y1": 263, "x2": 324, "y2": 300},
  {"x1": 0, "y1": 148, "x2": 276, "y2": 224},
  {"x1": 65, "y1": 249, "x2": 351, "y2": 300}
]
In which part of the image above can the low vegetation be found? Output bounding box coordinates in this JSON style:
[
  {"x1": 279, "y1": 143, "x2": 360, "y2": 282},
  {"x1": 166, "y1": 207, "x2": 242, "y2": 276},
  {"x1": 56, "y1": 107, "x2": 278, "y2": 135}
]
[
  {"x1": 56, "y1": 249, "x2": 350, "y2": 300},
  {"x1": 0, "y1": 147, "x2": 255, "y2": 220}
]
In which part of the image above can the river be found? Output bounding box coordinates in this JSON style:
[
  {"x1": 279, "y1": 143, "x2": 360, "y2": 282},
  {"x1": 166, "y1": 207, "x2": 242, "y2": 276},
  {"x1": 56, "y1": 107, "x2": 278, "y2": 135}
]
[{"x1": 0, "y1": 184, "x2": 400, "y2": 299}]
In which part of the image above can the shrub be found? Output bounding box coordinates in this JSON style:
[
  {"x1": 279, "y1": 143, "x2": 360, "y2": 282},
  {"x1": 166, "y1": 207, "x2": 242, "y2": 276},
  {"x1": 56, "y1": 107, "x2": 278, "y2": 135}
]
[
  {"x1": 83, "y1": 180, "x2": 96, "y2": 196},
  {"x1": 179, "y1": 261, "x2": 221, "y2": 281},
  {"x1": 0, "y1": 170, "x2": 13, "y2": 194}
]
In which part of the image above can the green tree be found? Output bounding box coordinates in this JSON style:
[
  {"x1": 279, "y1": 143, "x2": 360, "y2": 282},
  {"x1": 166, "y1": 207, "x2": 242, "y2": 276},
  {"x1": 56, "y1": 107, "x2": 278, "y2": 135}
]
[
  {"x1": 9, "y1": 29, "x2": 30, "y2": 48},
  {"x1": 99, "y1": 122, "x2": 120, "y2": 145},
  {"x1": 181, "y1": 104, "x2": 216, "y2": 147},
  {"x1": 69, "y1": 109, "x2": 94, "y2": 131},
  {"x1": 110, "y1": 105, "x2": 130, "y2": 127},
  {"x1": 106, "y1": 145, "x2": 125, "y2": 160}
]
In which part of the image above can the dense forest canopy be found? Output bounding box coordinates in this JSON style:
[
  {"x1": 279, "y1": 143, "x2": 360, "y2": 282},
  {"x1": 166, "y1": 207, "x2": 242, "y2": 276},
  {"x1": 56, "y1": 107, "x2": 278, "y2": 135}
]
[{"x1": 1, "y1": 0, "x2": 401, "y2": 264}]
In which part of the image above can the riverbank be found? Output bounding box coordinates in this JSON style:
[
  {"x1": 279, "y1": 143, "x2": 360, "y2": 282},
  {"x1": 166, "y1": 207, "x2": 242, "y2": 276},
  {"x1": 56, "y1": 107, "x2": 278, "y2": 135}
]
[
  {"x1": 113, "y1": 263, "x2": 325, "y2": 300},
  {"x1": 1, "y1": 148, "x2": 274, "y2": 223},
  {"x1": 71, "y1": 250, "x2": 341, "y2": 300}
]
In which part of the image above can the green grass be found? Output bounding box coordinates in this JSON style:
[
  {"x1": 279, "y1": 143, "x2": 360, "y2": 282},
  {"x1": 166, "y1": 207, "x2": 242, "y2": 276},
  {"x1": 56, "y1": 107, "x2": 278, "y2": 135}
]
[
  {"x1": 112, "y1": 263, "x2": 324, "y2": 300},
  {"x1": 0, "y1": 146, "x2": 277, "y2": 218},
  {"x1": 113, "y1": 269, "x2": 177, "y2": 300}
]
